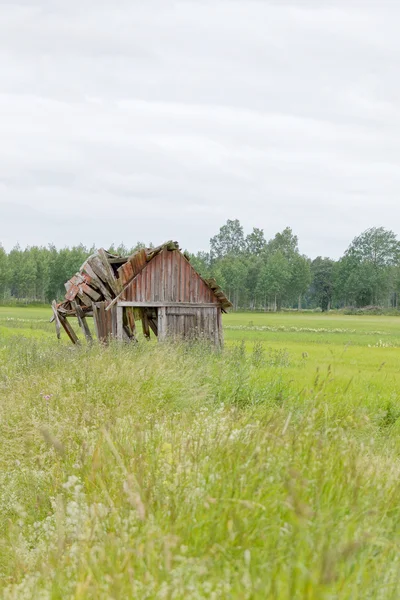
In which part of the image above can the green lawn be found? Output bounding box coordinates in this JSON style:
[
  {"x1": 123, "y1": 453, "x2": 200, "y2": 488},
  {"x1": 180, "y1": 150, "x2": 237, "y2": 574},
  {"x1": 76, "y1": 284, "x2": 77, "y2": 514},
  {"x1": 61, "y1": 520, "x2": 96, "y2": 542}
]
[{"x1": 1, "y1": 307, "x2": 400, "y2": 598}]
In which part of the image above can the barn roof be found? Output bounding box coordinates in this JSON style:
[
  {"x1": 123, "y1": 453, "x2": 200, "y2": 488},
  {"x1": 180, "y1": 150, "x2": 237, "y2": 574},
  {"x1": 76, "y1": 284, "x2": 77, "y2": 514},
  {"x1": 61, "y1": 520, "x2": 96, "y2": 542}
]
[{"x1": 55, "y1": 240, "x2": 232, "y2": 317}]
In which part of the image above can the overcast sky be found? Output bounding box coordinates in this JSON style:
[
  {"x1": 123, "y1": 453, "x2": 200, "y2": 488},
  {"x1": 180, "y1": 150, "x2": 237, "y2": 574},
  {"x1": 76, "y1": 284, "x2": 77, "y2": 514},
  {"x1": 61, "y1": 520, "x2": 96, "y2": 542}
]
[{"x1": 0, "y1": 1, "x2": 399, "y2": 258}]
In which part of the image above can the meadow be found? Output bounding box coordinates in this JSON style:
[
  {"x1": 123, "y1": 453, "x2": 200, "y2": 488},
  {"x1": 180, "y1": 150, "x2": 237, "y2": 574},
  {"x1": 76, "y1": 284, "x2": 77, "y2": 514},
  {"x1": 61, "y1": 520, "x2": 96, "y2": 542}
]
[{"x1": 1, "y1": 307, "x2": 400, "y2": 598}]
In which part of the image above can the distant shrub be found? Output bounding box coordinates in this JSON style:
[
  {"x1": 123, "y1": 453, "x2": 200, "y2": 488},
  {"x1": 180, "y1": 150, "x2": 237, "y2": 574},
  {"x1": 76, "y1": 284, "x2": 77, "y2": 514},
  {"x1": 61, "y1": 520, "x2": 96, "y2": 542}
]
[{"x1": 342, "y1": 306, "x2": 400, "y2": 316}]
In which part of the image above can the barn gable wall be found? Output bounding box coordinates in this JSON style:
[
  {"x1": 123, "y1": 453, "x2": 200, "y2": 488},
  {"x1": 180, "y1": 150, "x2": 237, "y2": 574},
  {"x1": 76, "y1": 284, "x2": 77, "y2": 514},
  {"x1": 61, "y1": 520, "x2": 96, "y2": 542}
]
[{"x1": 122, "y1": 248, "x2": 218, "y2": 304}]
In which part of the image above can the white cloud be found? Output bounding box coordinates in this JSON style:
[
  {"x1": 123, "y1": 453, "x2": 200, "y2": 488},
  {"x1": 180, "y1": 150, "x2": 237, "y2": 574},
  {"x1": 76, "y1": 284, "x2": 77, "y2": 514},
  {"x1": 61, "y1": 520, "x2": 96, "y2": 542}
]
[{"x1": 0, "y1": 0, "x2": 400, "y2": 258}]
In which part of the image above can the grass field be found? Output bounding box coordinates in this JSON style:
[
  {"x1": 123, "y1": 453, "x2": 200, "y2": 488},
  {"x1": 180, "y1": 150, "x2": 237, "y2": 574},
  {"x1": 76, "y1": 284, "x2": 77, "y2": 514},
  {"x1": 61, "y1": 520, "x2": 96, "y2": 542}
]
[{"x1": 1, "y1": 307, "x2": 400, "y2": 598}]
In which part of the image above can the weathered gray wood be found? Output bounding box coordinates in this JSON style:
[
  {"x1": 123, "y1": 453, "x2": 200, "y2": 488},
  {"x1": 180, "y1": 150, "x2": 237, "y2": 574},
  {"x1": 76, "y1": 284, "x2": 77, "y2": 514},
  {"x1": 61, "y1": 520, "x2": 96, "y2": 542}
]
[
  {"x1": 79, "y1": 285, "x2": 101, "y2": 302},
  {"x1": 97, "y1": 248, "x2": 121, "y2": 295},
  {"x1": 51, "y1": 301, "x2": 61, "y2": 339},
  {"x1": 122, "y1": 324, "x2": 133, "y2": 342},
  {"x1": 217, "y1": 307, "x2": 224, "y2": 348},
  {"x1": 58, "y1": 314, "x2": 80, "y2": 345},
  {"x1": 158, "y1": 307, "x2": 167, "y2": 341},
  {"x1": 116, "y1": 305, "x2": 124, "y2": 341},
  {"x1": 92, "y1": 302, "x2": 100, "y2": 339},
  {"x1": 88, "y1": 255, "x2": 116, "y2": 297},
  {"x1": 72, "y1": 301, "x2": 93, "y2": 343},
  {"x1": 76, "y1": 291, "x2": 93, "y2": 307},
  {"x1": 105, "y1": 275, "x2": 138, "y2": 311},
  {"x1": 108, "y1": 257, "x2": 128, "y2": 264},
  {"x1": 116, "y1": 302, "x2": 218, "y2": 308},
  {"x1": 84, "y1": 263, "x2": 113, "y2": 301}
]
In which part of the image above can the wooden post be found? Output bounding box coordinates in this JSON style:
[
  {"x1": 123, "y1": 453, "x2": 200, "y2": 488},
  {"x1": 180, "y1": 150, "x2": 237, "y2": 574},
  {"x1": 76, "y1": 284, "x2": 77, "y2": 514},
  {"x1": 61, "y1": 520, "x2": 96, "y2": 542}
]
[
  {"x1": 217, "y1": 308, "x2": 224, "y2": 348},
  {"x1": 51, "y1": 300, "x2": 61, "y2": 340},
  {"x1": 116, "y1": 305, "x2": 124, "y2": 341},
  {"x1": 72, "y1": 301, "x2": 93, "y2": 344},
  {"x1": 142, "y1": 311, "x2": 150, "y2": 339},
  {"x1": 92, "y1": 302, "x2": 100, "y2": 340},
  {"x1": 58, "y1": 314, "x2": 80, "y2": 345},
  {"x1": 158, "y1": 306, "x2": 167, "y2": 341}
]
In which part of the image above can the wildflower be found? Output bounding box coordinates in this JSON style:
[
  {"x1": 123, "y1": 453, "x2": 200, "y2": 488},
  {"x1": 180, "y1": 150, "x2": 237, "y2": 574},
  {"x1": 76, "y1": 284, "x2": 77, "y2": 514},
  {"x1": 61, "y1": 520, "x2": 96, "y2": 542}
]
[{"x1": 62, "y1": 475, "x2": 80, "y2": 490}]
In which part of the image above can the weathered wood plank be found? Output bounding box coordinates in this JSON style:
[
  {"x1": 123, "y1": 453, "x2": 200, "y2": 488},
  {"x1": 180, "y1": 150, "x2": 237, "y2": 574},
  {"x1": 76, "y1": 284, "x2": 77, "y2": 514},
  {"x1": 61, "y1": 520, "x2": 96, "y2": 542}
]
[
  {"x1": 98, "y1": 248, "x2": 122, "y2": 294},
  {"x1": 51, "y1": 300, "x2": 61, "y2": 339},
  {"x1": 116, "y1": 305, "x2": 124, "y2": 341},
  {"x1": 142, "y1": 311, "x2": 150, "y2": 339},
  {"x1": 58, "y1": 314, "x2": 80, "y2": 345},
  {"x1": 84, "y1": 262, "x2": 113, "y2": 301},
  {"x1": 80, "y1": 283, "x2": 101, "y2": 302},
  {"x1": 72, "y1": 301, "x2": 93, "y2": 343},
  {"x1": 217, "y1": 307, "x2": 224, "y2": 347},
  {"x1": 147, "y1": 317, "x2": 158, "y2": 336},
  {"x1": 117, "y1": 301, "x2": 219, "y2": 308},
  {"x1": 92, "y1": 302, "x2": 100, "y2": 339},
  {"x1": 158, "y1": 306, "x2": 167, "y2": 341},
  {"x1": 76, "y1": 290, "x2": 93, "y2": 307}
]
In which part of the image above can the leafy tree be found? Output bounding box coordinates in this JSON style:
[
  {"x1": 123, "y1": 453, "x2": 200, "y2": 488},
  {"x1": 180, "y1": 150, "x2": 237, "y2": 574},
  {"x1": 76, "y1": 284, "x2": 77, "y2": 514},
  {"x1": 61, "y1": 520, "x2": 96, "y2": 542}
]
[
  {"x1": 311, "y1": 257, "x2": 335, "y2": 311},
  {"x1": 4, "y1": 223, "x2": 400, "y2": 311},
  {"x1": 189, "y1": 251, "x2": 212, "y2": 279},
  {"x1": 210, "y1": 219, "x2": 245, "y2": 260},
  {"x1": 244, "y1": 256, "x2": 262, "y2": 309},
  {"x1": 345, "y1": 227, "x2": 400, "y2": 267},
  {"x1": 8, "y1": 245, "x2": 24, "y2": 298},
  {"x1": 257, "y1": 251, "x2": 291, "y2": 311},
  {"x1": 245, "y1": 228, "x2": 267, "y2": 256},
  {"x1": 337, "y1": 228, "x2": 400, "y2": 306},
  {"x1": 213, "y1": 256, "x2": 248, "y2": 309},
  {"x1": 0, "y1": 244, "x2": 10, "y2": 299},
  {"x1": 289, "y1": 255, "x2": 311, "y2": 309},
  {"x1": 267, "y1": 227, "x2": 299, "y2": 259}
]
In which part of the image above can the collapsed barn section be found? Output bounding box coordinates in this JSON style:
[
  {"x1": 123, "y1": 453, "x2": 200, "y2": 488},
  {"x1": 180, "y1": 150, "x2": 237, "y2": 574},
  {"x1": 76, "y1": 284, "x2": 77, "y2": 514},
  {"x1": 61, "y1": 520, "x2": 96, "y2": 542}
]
[{"x1": 51, "y1": 241, "x2": 232, "y2": 346}]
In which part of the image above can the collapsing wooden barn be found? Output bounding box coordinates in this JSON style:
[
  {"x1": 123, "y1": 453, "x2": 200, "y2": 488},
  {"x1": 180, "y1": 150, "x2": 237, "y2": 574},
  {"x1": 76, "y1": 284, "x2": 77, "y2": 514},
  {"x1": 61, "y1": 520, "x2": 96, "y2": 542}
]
[{"x1": 51, "y1": 241, "x2": 232, "y2": 346}]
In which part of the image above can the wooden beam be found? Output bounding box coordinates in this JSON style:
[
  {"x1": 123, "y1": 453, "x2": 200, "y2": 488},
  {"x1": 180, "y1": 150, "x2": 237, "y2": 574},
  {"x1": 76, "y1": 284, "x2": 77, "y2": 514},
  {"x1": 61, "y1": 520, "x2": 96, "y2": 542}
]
[
  {"x1": 116, "y1": 305, "x2": 124, "y2": 341},
  {"x1": 51, "y1": 300, "x2": 61, "y2": 339},
  {"x1": 116, "y1": 302, "x2": 219, "y2": 308},
  {"x1": 147, "y1": 318, "x2": 158, "y2": 336},
  {"x1": 158, "y1": 306, "x2": 167, "y2": 341},
  {"x1": 108, "y1": 257, "x2": 128, "y2": 265},
  {"x1": 92, "y1": 302, "x2": 100, "y2": 340},
  {"x1": 84, "y1": 263, "x2": 113, "y2": 301},
  {"x1": 58, "y1": 314, "x2": 80, "y2": 345},
  {"x1": 72, "y1": 301, "x2": 93, "y2": 344},
  {"x1": 142, "y1": 311, "x2": 150, "y2": 339}
]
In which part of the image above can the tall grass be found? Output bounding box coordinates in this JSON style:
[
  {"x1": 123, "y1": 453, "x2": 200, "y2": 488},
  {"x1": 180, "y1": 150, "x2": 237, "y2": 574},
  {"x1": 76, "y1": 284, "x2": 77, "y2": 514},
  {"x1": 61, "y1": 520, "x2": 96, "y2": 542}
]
[{"x1": 1, "y1": 336, "x2": 400, "y2": 598}]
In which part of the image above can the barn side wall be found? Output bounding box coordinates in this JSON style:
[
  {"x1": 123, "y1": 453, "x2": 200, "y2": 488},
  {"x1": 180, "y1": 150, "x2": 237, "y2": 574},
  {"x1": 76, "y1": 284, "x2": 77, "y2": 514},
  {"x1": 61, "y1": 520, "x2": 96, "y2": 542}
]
[
  {"x1": 92, "y1": 301, "x2": 115, "y2": 342},
  {"x1": 158, "y1": 305, "x2": 221, "y2": 346},
  {"x1": 122, "y1": 249, "x2": 218, "y2": 305}
]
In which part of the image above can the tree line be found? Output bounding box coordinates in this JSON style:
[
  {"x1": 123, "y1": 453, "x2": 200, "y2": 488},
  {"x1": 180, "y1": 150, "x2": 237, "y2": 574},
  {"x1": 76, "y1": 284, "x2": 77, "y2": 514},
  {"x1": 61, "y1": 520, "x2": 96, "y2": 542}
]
[{"x1": 2, "y1": 221, "x2": 400, "y2": 310}]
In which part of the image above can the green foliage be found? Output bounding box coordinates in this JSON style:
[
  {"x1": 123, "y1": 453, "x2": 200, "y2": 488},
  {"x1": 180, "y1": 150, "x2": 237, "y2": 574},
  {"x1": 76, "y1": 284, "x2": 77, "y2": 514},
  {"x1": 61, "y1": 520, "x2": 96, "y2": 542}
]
[
  {"x1": 311, "y1": 257, "x2": 335, "y2": 311},
  {"x1": 335, "y1": 228, "x2": 400, "y2": 307},
  {"x1": 187, "y1": 251, "x2": 212, "y2": 279},
  {"x1": 210, "y1": 218, "x2": 245, "y2": 260},
  {"x1": 2, "y1": 223, "x2": 400, "y2": 311},
  {"x1": 266, "y1": 226, "x2": 299, "y2": 258},
  {"x1": 0, "y1": 241, "x2": 143, "y2": 304},
  {"x1": 0, "y1": 244, "x2": 10, "y2": 298},
  {"x1": 346, "y1": 226, "x2": 400, "y2": 267},
  {"x1": 245, "y1": 227, "x2": 267, "y2": 255},
  {"x1": 257, "y1": 251, "x2": 291, "y2": 310}
]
